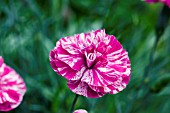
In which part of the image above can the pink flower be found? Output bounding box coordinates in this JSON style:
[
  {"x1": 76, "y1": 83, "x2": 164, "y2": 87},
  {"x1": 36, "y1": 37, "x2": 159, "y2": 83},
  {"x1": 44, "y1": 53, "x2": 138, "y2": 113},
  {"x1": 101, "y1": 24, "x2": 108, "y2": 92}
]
[
  {"x1": 73, "y1": 109, "x2": 88, "y2": 113},
  {"x1": 0, "y1": 56, "x2": 26, "y2": 111},
  {"x1": 50, "y1": 29, "x2": 131, "y2": 98},
  {"x1": 145, "y1": 0, "x2": 170, "y2": 7},
  {"x1": 145, "y1": 0, "x2": 159, "y2": 3},
  {"x1": 161, "y1": 0, "x2": 170, "y2": 7}
]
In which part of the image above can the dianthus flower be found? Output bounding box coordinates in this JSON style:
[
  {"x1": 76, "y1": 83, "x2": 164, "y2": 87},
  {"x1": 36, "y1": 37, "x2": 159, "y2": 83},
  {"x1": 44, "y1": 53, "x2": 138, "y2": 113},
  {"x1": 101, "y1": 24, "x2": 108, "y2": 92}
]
[
  {"x1": 145, "y1": 0, "x2": 170, "y2": 7},
  {"x1": 0, "y1": 56, "x2": 26, "y2": 111},
  {"x1": 50, "y1": 29, "x2": 131, "y2": 98},
  {"x1": 145, "y1": 0, "x2": 159, "y2": 3},
  {"x1": 73, "y1": 109, "x2": 88, "y2": 113}
]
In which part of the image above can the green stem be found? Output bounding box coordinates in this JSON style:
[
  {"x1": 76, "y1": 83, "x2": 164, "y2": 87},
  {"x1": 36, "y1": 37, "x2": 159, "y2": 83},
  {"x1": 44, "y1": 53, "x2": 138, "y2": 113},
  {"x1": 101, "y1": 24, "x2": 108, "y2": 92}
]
[
  {"x1": 144, "y1": 5, "x2": 170, "y2": 78},
  {"x1": 69, "y1": 94, "x2": 79, "y2": 113}
]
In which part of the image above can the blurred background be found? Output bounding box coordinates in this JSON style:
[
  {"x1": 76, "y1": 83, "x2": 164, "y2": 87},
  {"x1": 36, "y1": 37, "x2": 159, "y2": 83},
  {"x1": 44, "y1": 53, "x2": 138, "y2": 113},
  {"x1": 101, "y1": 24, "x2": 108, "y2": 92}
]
[{"x1": 0, "y1": 0, "x2": 170, "y2": 113}]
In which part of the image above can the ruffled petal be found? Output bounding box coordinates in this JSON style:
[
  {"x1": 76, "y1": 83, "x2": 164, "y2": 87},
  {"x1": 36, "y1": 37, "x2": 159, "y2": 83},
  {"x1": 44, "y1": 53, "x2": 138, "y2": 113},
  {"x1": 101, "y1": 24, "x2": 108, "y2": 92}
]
[
  {"x1": 50, "y1": 51, "x2": 85, "y2": 80},
  {"x1": 67, "y1": 80, "x2": 105, "y2": 98},
  {"x1": 145, "y1": 0, "x2": 159, "y2": 3},
  {"x1": 50, "y1": 29, "x2": 131, "y2": 98},
  {"x1": 161, "y1": 0, "x2": 170, "y2": 7},
  {"x1": 0, "y1": 57, "x2": 26, "y2": 111},
  {"x1": 55, "y1": 41, "x2": 84, "y2": 71}
]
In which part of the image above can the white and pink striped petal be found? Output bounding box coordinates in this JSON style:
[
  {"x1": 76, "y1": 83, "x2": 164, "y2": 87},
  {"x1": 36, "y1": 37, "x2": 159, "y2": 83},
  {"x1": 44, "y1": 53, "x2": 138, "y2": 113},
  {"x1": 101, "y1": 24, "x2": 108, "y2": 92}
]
[
  {"x1": 49, "y1": 29, "x2": 131, "y2": 98},
  {"x1": 68, "y1": 80, "x2": 105, "y2": 98},
  {"x1": 0, "y1": 56, "x2": 26, "y2": 111},
  {"x1": 74, "y1": 109, "x2": 88, "y2": 113}
]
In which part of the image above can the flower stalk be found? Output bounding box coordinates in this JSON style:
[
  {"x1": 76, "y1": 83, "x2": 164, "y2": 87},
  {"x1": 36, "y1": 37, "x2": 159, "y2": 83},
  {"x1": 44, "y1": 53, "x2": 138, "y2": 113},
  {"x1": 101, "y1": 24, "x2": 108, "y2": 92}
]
[
  {"x1": 70, "y1": 94, "x2": 79, "y2": 113},
  {"x1": 144, "y1": 5, "x2": 170, "y2": 78}
]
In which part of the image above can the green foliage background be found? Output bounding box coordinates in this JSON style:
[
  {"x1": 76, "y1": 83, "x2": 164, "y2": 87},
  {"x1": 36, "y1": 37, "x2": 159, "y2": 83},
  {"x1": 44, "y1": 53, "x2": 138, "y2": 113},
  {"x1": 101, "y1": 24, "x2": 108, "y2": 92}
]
[{"x1": 0, "y1": 0, "x2": 170, "y2": 113}]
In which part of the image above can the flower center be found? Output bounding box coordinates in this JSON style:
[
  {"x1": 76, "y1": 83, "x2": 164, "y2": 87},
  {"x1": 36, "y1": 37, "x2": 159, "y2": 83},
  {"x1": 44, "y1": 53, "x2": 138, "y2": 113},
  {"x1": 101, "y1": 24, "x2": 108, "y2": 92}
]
[{"x1": 85, "y1": 52, "x2": 96, "y2": 68}]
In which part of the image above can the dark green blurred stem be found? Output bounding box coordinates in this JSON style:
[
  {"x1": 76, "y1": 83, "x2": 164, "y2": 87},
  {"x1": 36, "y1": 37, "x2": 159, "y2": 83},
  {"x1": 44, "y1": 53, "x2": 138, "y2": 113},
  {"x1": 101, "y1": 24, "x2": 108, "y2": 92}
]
[
  {"x1": 102, "y1": 0, "x2": 116, "y2": 30},
  {"x1": 144, "y1": 5, "x2": 170, "y2": 78},
  {"x1": 69, "y1": 94, "x2": 79, "y2": 113}
]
